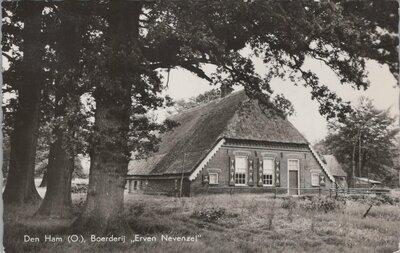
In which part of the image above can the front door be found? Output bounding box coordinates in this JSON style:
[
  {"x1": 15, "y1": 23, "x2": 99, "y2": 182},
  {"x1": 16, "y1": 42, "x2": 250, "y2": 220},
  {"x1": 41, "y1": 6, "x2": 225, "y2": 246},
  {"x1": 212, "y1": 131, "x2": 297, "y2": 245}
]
[{"x1": 289, "y1": 170, "x2": 298, "y2": 195}]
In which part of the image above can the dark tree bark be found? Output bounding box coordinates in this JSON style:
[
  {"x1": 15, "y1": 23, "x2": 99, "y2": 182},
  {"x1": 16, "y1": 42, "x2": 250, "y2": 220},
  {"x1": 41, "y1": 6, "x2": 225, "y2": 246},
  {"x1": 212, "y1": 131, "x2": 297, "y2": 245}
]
[
  {"x1": 36, "y1": 140, "x2": 74, "y2": 217},
  {"x1": 358, "y1": 129, "x2": 362, "y2": 177},
  {"x1": 74, "y1": 1, "x2": 141, "y2": 234},
  {"x1": 3, "y1": 2, "x2": 44, "y2": 205},
  {"x1": 361, "y1": 152, "x2": 367, "y2": 178},
  {"x1": 35, "y1": 1, "x2": 82, "y2": 218}
]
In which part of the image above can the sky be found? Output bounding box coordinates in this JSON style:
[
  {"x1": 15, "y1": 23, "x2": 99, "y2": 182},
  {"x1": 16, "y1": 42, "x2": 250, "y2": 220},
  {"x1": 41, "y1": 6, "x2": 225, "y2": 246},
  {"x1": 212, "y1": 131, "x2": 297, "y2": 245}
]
[{"x1": 161, "y1": 58, "x2": 399, "y2": 144}]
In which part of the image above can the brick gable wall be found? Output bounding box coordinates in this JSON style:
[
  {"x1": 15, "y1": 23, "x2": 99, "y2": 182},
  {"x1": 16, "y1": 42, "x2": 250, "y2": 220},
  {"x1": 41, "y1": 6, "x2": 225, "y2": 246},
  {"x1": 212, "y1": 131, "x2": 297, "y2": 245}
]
[
  {"x1": 127, "y1": 141, "x2": 333, "y2": 196},
  {"x1": 190, "y1": 142, "x2": 332, "y2": 195}
]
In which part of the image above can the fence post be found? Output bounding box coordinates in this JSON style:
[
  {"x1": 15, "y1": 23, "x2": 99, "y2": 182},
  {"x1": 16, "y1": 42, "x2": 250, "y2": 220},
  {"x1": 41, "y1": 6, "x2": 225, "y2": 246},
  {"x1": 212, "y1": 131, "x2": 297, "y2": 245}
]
[
  {"x1": 329, "y1": 188, "x2": 331, "y2": 198},
  {"x1": 318, "y1": 187, "x2": 321, "y2": 197},
  {"x1": 274, "y1": 187, "x2": 277, "y2": 199}
]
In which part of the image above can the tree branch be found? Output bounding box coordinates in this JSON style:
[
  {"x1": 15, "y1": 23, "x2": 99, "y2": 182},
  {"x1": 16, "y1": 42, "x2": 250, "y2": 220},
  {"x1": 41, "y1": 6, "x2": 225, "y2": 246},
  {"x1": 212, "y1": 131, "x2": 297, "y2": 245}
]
[
  {"x1": 2, "y1": 52, "x2": 15, "y2": 62},
  {"x1": 179, "y1": 63, "x2": 212, "y2": 82}
]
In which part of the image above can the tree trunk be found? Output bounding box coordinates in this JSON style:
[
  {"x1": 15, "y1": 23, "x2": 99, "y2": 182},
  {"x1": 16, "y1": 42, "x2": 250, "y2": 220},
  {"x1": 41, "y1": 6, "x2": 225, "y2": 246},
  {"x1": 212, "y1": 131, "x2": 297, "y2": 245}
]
[
  {"x1": 74, "y1": 91, "x2": 133, "y2": 233},
  {"x1": 36, "y1": 140, "x2": 74, "y2": 217},
  {"x1": 351, "y1": 142, "x2": 356, "y2": 187},
  {"x1": 361, "y1": 152, "x2": 367, "y2": 177},
  {"x1": 74, "y1": 1, "x2": 141, "y2": 234},
  {"x1": 35, "y1": 1, "x2": 82, "y2": 218},
  {"x1": 358, "y1": 129, "x2": 362, "y2": 177},
  {"x1": 3, "y1": 2, "x2": 44, "y2": 205}
]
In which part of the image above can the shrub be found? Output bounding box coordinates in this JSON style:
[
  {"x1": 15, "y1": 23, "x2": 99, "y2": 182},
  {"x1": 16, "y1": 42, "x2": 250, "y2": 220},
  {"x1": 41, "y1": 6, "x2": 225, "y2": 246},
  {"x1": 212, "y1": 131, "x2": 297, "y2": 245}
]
[
  {"x1": 71, "y1": 184, "x2": 87, "y2": 193},
  {"x1": 191, "y1": 207, "x2": 227, "y2": 222},
  {"x1": 300, "y1": 196, "x2": 344, "y2": 213},
  {"x1": 281, "y1": 197, "x2": 297, "y2": 210},
  {"x1": 344, "y1": 194, "x2": 399, "y2": 206},
  {"x1": 266, "y1": 199, "x2": 276, "y2": 230},
  {"x1": 281, "y1": 197, "x2": 297, "y2": 222},
  {"x1": 378, "y1": 194, "x2": 400, "y2": 205},
  {"x1": 129, "y1": 203, "x2": 145, "y2": 217}
]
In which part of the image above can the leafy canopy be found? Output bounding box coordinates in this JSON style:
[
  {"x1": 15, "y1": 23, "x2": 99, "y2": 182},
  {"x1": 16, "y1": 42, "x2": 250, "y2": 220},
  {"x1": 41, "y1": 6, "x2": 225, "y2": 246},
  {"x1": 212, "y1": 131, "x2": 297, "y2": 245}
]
[
  {"x1": 2, "y1": 0, "x2": 398, "y2": 160},
  {"x1": 320, "y1": 97, "x2": 399, "y2": 179},
  {"x1": 140, "y1": 0, "x2": 398, "y2": 119}
]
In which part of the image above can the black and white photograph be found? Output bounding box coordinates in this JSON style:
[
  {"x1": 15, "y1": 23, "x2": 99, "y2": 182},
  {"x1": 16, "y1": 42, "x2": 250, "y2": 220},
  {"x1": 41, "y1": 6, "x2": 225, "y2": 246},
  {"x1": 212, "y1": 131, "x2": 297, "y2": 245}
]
[{"x1": 1, "y1": 0, "x2": 400, "y2": 252}]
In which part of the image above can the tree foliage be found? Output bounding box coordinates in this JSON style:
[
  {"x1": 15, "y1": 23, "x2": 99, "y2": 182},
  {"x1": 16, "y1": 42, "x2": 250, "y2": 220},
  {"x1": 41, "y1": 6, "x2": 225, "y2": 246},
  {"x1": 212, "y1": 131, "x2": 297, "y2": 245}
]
[
  {"x1": 138, "y1": 0, "x2": 398, "y2": 120},
  {"x1": 172, "y1": 88, "x2": 222, "y2": 113},
  {"x1": 317, "y1": 97, "x2": 399, "y2": 180},
  {"x1": 3, "y1": 0, "x2": 398, "y2": 164}
]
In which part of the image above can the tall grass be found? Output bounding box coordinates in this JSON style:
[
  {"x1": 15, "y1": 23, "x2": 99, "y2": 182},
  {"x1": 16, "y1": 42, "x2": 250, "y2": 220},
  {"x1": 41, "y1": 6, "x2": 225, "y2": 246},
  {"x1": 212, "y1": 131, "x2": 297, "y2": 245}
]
[{"x1": 4, "y1": 193, "x2": 400, "y2": 253}]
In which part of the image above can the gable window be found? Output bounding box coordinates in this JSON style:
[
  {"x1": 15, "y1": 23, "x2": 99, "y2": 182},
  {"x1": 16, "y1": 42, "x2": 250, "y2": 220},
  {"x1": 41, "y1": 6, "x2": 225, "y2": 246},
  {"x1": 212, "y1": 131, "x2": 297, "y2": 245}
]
[
  {"x1": 311, "y1": 173, "x2": 320, "y2": 186},
  {"x1": 235, "y1": 156, "x2": 247, "y2": 185},
  {"x1": 209, "y1": 173, "x2": 219, "y2": 185},
  {"x1": 263, "y1": 158, "x2": 274, "y2": 186}
]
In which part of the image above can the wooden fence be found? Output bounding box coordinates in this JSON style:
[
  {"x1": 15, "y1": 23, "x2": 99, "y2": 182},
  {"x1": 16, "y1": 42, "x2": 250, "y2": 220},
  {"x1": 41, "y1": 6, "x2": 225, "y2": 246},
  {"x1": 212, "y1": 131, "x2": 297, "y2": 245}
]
[
  {"x1": 272, "y1": 187, "x2": 390, "y2": 198},
  {"x1": 199, "y1": 186, "x2": 390, "y2": 197}
]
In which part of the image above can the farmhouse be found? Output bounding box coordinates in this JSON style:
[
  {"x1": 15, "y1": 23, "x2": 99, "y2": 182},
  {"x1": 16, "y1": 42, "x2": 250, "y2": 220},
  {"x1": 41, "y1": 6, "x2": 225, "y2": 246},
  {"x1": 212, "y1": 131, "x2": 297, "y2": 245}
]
[{"x1": 126, "y1": 91, "x2": 334, "y2": 196}]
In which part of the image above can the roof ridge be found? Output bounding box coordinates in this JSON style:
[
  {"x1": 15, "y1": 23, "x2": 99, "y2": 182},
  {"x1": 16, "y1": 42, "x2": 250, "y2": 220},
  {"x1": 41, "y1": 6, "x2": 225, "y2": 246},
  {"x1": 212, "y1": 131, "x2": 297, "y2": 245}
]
[{"x1": 169, "y1": 90, "x2": 246, "y2": 119}]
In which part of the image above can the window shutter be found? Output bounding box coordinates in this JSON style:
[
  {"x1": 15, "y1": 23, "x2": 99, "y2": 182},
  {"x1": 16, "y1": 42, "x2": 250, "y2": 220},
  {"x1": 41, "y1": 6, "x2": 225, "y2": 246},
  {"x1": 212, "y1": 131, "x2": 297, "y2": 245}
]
[
  {"x1": 229, "y1": 156, "x2": 235, "y2": 186},
  {"x1": 319, "y1": 175, "x2": 326, "y2": 186},
  {"x1": 248, "y1": 159, "x2": 254, "y2": 186},
  {"x1": 275, "y1": 160, "x2": 281, "y2": 187},
  {"x1": 202, "y1": 174, "x2": 209, "y2": 184},
  {"x1": 258, "y1": 159, "x2": 263, "y2": 186}
]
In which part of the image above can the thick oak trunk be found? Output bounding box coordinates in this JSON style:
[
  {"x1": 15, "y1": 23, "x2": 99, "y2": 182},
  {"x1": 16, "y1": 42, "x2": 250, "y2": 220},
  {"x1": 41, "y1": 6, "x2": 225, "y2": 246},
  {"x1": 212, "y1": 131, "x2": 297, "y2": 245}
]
[
  {"x1": 35, "y1": 1, "x2": 82, "y2": 218},
  {"x1": 74, "y1": 87, "x2": 133, "y2": 233},
  {"x1": 75, "y1": 1, "x2": 141, "y2": 234},
  {"x1": 36, "y1": 139, "x2": 74, "y2": 217},
  {"x1": 75, "y1": 144, "x2": 129, "y2": 233},
  {"x1": 3, "y1": 2, "x2": 44, "y2": 205}
]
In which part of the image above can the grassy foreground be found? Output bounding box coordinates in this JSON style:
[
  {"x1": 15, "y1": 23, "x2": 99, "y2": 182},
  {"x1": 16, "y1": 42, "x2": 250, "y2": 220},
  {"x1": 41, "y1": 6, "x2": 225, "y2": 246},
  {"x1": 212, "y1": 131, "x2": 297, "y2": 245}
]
[{"x1": 4, "y1": 192, "x2": 400, "y2": 253}]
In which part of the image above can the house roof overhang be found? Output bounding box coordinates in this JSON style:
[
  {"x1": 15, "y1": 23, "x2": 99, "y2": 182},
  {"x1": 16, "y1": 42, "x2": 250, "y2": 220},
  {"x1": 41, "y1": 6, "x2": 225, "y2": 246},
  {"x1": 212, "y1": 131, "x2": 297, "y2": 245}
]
[{"x1": 188, "y1": 138, "x2": 226, "y2": 181}]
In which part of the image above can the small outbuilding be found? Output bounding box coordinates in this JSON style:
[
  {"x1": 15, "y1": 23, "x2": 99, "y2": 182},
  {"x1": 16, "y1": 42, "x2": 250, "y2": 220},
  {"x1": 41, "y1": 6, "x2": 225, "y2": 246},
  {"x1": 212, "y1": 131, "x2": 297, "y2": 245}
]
[
  {"x1": 126, "y1": 91, "x2": 334, "y2": 196},
  {"x1": 322, "y1": 155, "x2": 347, "y2": 188},
  {"x1": 353, "y1": 177, "x2": 382, "y2": 188}
]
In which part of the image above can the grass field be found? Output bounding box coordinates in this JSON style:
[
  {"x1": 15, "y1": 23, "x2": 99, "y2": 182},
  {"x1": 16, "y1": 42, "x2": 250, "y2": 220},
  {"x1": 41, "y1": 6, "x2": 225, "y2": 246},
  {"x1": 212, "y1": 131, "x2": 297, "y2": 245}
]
[{"x1": 4, "y1": 191, "x2": 400, "y2": 253}]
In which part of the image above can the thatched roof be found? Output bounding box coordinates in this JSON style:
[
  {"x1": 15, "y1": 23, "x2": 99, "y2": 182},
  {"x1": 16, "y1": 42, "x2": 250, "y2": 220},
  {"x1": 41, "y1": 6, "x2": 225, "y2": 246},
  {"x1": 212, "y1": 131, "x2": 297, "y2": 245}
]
[
  {"x1": 322, "y1": 155, "x2": 347, "y2": 177},
  {"x1": 128, "y1": 90, "x2": 308, "y2": 176}
]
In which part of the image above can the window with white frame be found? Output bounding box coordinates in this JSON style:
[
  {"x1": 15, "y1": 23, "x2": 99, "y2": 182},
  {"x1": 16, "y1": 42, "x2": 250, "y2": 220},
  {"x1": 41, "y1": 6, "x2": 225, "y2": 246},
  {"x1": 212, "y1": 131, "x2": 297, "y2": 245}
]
[
  {"x1": 311, "y1": 173, "x2": 319, "y2": 186},
  {"x1": 288, "y1": 159, "x2": 299, "y2": 171},
  {"x1": 235, "y1": 156, "x2": 247, "y2": 185},
  {"x1": 209, "y1": 173, "x2": 219, "y2": 185},
  {"x1": 263, "y1": 158, "x2": 274, "y2": 186}
]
